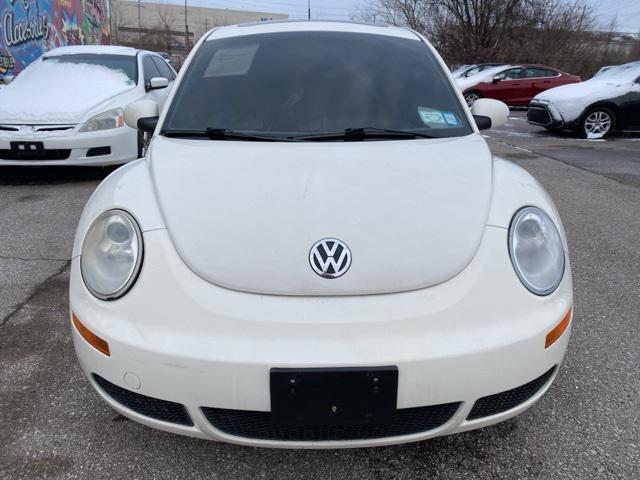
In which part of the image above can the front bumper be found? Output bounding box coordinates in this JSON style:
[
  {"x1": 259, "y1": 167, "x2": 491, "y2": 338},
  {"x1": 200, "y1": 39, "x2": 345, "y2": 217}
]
[
  {"x1": 70, "y1": 227, "x2": 573, "y2": 448},
  {"x1": 527, "y1": 102, "x2": 581, "y2": 132},
  {"x1": 0, "y1": 125, "x2": 138, "y2": 166}
]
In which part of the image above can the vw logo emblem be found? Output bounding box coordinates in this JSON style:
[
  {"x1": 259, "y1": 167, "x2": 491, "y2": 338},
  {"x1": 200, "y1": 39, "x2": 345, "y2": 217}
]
[{"x1": 309, "y1": 238, "x2": 352, "y2": 279}]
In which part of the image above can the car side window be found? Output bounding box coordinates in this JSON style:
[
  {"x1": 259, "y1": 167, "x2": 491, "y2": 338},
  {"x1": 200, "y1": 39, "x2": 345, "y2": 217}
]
[
  {"x1": 152, "y1": 57, "x2": 175, "y2": 80},
  {"x1": 498, "y1": 68, "x2": 522, "y2": 80},
  {"x1": 525, "y1": 68, "x2": 548, "y2": 78},
  {"x1": 143, "y1": 56, "x2": 161, "y2": 83}
]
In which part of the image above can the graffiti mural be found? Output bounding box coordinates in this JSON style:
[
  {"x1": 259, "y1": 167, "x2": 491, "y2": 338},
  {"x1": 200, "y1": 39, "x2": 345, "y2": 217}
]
[{"x1": 0, "y1": 0, "x2": 110, "y2": 78}]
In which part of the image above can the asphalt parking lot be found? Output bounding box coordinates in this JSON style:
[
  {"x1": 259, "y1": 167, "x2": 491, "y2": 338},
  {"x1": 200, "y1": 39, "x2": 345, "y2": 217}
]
[{"x1": 1, "y1": 118, "x2": 639, "y2": 479}]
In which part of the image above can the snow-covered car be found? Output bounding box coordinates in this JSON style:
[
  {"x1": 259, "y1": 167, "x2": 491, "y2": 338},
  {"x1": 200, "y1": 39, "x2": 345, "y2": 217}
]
[
  {"x1": 70, "y1": 21, "x2": 573, "y2": 448},
  {"x1": 528, "y1": 61, "x2": 640, "y2": 138},
  {"x1": 451, "y1": 63, "x2": 505, "y2": 79},
  {"x1": 0, "y1": 46, "x2": 176, "y2": 166}
]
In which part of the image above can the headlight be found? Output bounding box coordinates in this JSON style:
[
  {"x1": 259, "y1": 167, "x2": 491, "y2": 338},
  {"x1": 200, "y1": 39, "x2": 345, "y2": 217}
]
[
  {"x1": 508, "y1": 207, "x2": 565, "y2": 295},
  {"x1": 81, "y1": 210, "x2": 143, "y2": 300},
  {"x1": 79, "y1": 108, "x2": 124, "y2": 132}
]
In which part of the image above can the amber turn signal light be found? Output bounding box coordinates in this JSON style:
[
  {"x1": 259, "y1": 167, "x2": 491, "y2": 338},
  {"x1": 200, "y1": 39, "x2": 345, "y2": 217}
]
[
  {"x1": 71, "y1": 312, "x2": 110, "y2": 356},
  {"x1": 545, "y1": 308, "x2": 572, "y2": 348}
]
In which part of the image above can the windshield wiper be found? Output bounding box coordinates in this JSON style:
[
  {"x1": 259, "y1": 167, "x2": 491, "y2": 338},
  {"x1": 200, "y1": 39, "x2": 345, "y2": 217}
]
[
  {"x1": 162, "y1": 128, "x2": 295, "y2": 142},
  {"x1": 289, "y1": 127, "x2": 436, "y2": 141}
]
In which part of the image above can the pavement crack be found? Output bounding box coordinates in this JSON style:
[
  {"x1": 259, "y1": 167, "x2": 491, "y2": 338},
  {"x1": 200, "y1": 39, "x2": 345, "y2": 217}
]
[
  {"x1": 0, "y1": 260, "x2": 70, "y2": 327},
  {"x1": 0, "y1": 255, "x2": 69, "y2": 262}
]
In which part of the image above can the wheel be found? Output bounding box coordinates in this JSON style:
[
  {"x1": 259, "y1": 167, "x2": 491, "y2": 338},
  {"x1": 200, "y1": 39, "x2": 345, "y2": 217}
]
[
  {"x1": 464, "y1": 91, "x2": 481, "y2": 107},
  {"x1": 581, "y1": 107, "x2": 615, "y2": 138}
]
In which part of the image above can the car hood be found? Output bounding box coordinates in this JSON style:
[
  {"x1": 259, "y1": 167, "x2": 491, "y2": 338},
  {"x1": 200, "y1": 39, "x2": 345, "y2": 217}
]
[
  {"x1": 535, "y1": 79, "x2": 632, "y2": 103},
  {"x1": 149, "y1": 134, "x2": 493, "y2": 296},
  {"x1": 0, "y1": 61, "x2": 135, "y2": 124},
  {"x1": 533, "y1": 80, "x2": 632, "y2": 121}
]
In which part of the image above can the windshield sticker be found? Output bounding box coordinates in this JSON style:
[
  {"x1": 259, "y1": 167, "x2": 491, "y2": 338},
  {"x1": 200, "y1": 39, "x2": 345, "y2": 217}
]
[
  {"x1": 418, "y1": 107, "x2": 447, "y2": 127},
  {"x1": 443, "y1": 112, "x2": 460, "y2": 126},
  {"x1": 204, "y1": 43, "x2": 260, "y2": 77}
]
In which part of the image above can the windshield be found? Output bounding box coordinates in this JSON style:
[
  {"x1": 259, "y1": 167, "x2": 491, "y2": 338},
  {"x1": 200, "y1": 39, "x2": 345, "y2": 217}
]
[
  {"x1": 43, "y1": 54, "x2": 137, "y2": 84},
  {"x1": 591, "y1": 62, "x2": 640, "y2": 83},
  {"x1": 163, "y1": 31, "x2": 472, "y2": 140}
]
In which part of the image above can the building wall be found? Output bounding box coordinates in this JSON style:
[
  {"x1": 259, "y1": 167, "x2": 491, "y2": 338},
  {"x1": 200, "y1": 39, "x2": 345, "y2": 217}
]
[
  {"x1": 112, "y1": 0, "x2": 288, "y2": 46},
  {"x1": 0, "y1": 0, "x2": 111, "y2": 79}
]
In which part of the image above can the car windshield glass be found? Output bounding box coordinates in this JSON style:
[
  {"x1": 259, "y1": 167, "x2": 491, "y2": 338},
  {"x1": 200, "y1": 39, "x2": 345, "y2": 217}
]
[
  {"x1": 43, "y1": 54, "x2": 137, "y2": 83},
  {"x1": 593, "y1": 62, "x2": 640, "y2": 82},
  {"x1": 163, "y1": 31, "x2": 472, "y2": 139}
]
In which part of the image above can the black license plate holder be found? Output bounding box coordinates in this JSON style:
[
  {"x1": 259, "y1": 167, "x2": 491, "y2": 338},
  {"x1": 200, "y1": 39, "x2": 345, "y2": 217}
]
[
  {"x1": 270, "y1": 366, "x2": 398, "y2": 427},
  {"x1": 10, "y1": 141, "x2": 45, "y2": 156}
]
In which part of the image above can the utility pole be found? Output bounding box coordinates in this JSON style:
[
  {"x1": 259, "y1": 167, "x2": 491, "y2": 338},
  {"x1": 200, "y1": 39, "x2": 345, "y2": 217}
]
[
  {"x1": 184, "y1": 0, "x2": 189, "y2": 51},
  {"x1": 137, "y1": 0, "x2": 141, "y2": 43},
  {"x1": 308, "y1": 0, "x2": 310, "y2": 20}
]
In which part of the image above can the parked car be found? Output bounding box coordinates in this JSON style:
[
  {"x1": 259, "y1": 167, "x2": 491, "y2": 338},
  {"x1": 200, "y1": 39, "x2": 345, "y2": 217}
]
[
  {"x1": 460, "y1": 64, "x2": 581, "y2": 107},
  {"x1": 0, "y1": 45, "x2": 176, "y2": 166},
  {"x1": 528, "y1": 61, "x2": 640, "y2": 137},
  {"x1": 451, "y1": 63, "x2": 505, "y2": 79},
  {"x1": 593, "y1": 65, "x2": 615, "y2": 78},
  {"x1": 70, "y1": 21, "x2": 572, "y2": 448},
  {"x1": 156, "y1": 51, "x2": 176, "y2": 68}
]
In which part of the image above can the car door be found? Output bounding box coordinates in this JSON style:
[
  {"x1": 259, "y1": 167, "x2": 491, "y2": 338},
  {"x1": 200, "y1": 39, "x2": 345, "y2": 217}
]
[
  {"x1": 526, "y1": 67, "x2": 556, "y2": 100},
  {"x1": 141, "y1": 55, "x2": 170, "y2": 111},
  {"x1": 490, "y1": 68, "x2": 525, "y2": 105},
  {"x1": 620, "y1": 77, "x2": 640, "y2": 130}
]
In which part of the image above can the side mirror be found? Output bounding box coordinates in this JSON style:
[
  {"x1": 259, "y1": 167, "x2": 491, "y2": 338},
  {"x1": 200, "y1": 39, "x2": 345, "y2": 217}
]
[
  {"x1": 124, "y1": 99, "x2": 159, "y2": 131},
  {"x1": 472, "y1": 98, "x2": 509, "y2": 130},
  {"x1": 3, "y1": 75, "x2": 14, "y2": 85},
  {"x1": 492, "y1": 76, "x2": 501, "y2": 83},
  {"x1": 145, "y1": 77, "x2": 169, "y2": 91}
]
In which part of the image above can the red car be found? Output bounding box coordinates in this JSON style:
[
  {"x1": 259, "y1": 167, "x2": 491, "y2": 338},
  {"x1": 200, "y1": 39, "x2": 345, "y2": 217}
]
[{"x1": 461, "y1": 64, "x2": 581, "y2": 107}]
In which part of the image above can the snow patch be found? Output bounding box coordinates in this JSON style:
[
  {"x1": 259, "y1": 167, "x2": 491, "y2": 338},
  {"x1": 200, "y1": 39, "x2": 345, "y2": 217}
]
[
  {"x1": 455, "y1": 65, "x2": 516, "y2": 92},
  {"x1": 44, "y1": 45, "x2": 138, "y2": 57},
  {"x1": 0, "y1": 60, "x2": 134, "y2": 124},
  {"x1": 586, "y1": 132, "x2": 605, "y2": 140}
]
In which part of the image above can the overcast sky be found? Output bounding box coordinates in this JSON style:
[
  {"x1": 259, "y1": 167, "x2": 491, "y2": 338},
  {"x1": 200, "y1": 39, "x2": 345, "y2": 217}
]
[{"x1": 189, "y1": 0, "x2": 639, "y2": 33}]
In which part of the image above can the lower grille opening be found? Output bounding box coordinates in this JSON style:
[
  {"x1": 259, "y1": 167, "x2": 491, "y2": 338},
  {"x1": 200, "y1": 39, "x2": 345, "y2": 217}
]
[
  {"x1": 0, "y1": 149, "x2": 71, "y2": 160},
  {"x1": 467, "y1": 366, "x2": 556, "y2": 420},
  {"x1": 86, "y1": 146, "x2": 111, "y2": 157},
  {"x1": 93, "y1": 374, "x2": 193, "y2": 426},
  {"x1": 527, "y1": 106, "x2": 552, "y2": 126},
  {"x1": 202, "y1": 402, "x2": 460, "y2": 441}
]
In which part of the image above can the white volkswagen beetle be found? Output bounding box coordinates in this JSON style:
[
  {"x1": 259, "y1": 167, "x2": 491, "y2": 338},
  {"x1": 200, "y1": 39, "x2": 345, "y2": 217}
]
[
  {"x1": 70, "y1": 21, "x2": 573, "y2": 448},
  {"x1": 0, "y1": 46, "x2": 175, "y2": 166}
]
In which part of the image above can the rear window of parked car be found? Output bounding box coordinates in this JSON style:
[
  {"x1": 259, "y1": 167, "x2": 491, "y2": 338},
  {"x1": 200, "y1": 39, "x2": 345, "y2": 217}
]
[
  {"x1": 525, "y1": 68, "x2": 556, "y2": 78},
  {"x1": 43, "y1": 54, "x2": 137, "y2": 83},
  {"x1": 163, "y1": 31, "x2": 472, "y2": 139}
]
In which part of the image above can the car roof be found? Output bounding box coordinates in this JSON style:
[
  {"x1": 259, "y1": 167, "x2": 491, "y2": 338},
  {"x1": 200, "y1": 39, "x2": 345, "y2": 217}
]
[
  {"x1": 43, "y1": 45, "x2": 140, "y2": 57},
  {"x1": 206, "y1": 20, "x2": 419, "y2": 42}
]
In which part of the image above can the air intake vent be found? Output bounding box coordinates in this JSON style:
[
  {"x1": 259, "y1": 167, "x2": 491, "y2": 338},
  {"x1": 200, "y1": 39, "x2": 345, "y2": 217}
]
[
  {"x1": 467, "y1": 366, "x2": 556, "y2": 420},
  {"x1": 86, "y1": 146, "x2": 111, "y2": 157},
  {"x1": 202, "y1": 402, "x2": 460, "y2": 441},
  {"x1": 93, "y1": 374, "x2": 193, "y2": 426}
]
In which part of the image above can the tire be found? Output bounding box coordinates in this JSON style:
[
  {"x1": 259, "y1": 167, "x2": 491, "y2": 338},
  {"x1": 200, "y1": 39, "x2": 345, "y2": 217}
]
[
  {"x1": 580, "y1": 107, "x2": 616, "y2": 138},
  {"x1": 464, "y1": 91, "x2": 482, "y2": 107}
]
